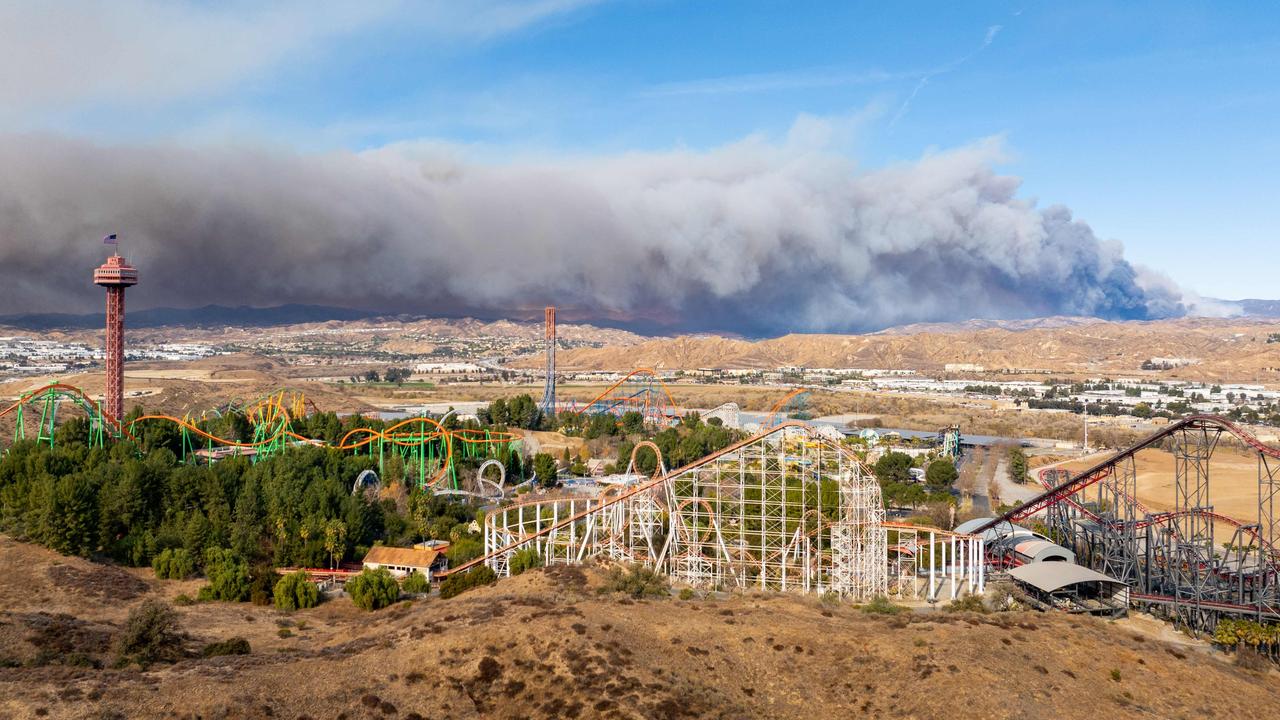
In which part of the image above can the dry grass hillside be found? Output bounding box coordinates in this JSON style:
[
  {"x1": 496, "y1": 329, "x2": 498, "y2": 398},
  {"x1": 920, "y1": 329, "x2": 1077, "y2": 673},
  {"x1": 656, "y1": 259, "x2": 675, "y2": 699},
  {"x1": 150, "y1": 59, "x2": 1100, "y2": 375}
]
[
  {"x1": 2, "y1": 536, "x2": 1279, "y2": 719},
  {"x1": 531, "y1": 317, "x2": 1280, "y2": 382}
]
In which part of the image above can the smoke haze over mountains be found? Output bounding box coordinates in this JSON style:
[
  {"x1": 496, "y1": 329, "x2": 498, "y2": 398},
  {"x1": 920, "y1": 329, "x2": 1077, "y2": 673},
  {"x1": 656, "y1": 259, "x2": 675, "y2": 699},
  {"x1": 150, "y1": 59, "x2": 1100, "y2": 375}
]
[{"x1": 0, "y1": 124, "x2": 1188, "y2": 335}]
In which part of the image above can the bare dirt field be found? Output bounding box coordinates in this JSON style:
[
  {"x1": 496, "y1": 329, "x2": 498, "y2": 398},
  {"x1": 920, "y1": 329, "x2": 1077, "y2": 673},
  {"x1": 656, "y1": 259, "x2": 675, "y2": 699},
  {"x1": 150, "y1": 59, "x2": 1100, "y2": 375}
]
[{"x1": 2, "y1": 536, "x2": 1279, "y2": 719}]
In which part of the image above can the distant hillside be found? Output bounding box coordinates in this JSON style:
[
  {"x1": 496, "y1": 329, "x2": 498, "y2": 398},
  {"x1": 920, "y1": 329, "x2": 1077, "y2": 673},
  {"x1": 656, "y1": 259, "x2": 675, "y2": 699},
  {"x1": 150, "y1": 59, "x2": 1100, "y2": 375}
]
[
  {"x1": 0, "y1": 303, "x2": 381, "y2": 330},
  {"x1": 528, "y1": 317, "x2": 1280, "y2": 382},
  {"x1": 1240, "y1": 299, "x2": 1280, "y2": 318}
]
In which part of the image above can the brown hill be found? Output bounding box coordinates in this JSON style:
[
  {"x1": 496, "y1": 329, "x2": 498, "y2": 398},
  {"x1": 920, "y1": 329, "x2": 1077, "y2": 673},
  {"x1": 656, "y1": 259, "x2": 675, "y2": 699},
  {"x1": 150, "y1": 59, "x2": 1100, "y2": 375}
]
[
  {"x1": 2, "y1": 536, "x2": 1278, "y2": 719},
  {"x1": 532, "y1": 318, "x2": 1280, "y2": 382}
]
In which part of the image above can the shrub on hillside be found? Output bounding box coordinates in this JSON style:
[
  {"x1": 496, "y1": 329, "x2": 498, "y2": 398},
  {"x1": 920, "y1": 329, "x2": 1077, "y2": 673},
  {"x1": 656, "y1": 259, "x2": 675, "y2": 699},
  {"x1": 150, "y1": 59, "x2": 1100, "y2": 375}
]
[
  {"x1": 114, "y1": 600, "x2": 183, "y2": 666},
  {"x1": 603, "y1": 564, "x2": 668, "y2": 599},
  {"x1": 945, "y1": 595, "x2": 988, "y2": 613},
  {"x1": 401, "y1": 570, "x2": 430, "y2": 594},
  {"x1": 151, "y1": 548, "x2": 195, "y2": 580},
  {"x1": 249, "y1": 564, "x2": 278, "y2": 606},
  {"x1": 860, "y1": 596, "x2": 908, "y2": 615},
  {"x1": 508, "y1": 548, "x2": 543, "y2": 576},
  {"x1": 200, "y1": 637, "x2": 251, "y2": 657},
  {"x1": 439, "y1": 566, "x2": 497, "y2": 599},
  {"x1": 347, "y1": 568, "x2": 400, "y2": 611},
  {"x1": 273, "y1": 570, "x2": 321, "y2": 611},
  {"x1": 199, "y1": 547, "x2": 251, "y2": 602}
]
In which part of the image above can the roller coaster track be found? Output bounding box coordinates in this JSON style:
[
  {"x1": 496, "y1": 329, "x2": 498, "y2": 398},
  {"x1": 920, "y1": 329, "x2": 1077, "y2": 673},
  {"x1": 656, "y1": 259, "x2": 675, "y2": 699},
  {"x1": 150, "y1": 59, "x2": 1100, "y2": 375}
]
[
  {"x1": 0, "y1": 382, "x2": 135, "y2": 442},
  {"x1": 447, "y1": 419, "x2": 971, "y2": 605},
  {"x1": 128, "y1": 414, "x2": 522, "y2": 488},
  {"x1": 976, "y1": 414, "x2": 1280, "y2": 629},
  {"x1": 3, "y1": 382, "x2": 519, "y2": 489},
  {"x1": 763, "y1": 387, "x2": 809, "y2": 429},
  {"x1": 977, "y1": 415, "x2": 1280, "y2": 532},
  {"x1": 567, "y1": 368, "x2": 680, "y2": 424},
  {"x1": 448, "y1": 421, "x2": 823, "y2": 576}
]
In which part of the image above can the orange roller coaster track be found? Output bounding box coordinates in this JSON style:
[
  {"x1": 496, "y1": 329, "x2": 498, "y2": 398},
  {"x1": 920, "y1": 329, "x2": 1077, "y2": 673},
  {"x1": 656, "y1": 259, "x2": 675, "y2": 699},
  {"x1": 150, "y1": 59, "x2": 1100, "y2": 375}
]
[
  {"x1": 0, "y1": 383, "x2": 135, "y2": 445},
  {"x1": 567, "y1": 368, "x2": 680, "y2": 426},
  {"x1": 2, "y1": 382, "x2": 521, "y2": 491}
]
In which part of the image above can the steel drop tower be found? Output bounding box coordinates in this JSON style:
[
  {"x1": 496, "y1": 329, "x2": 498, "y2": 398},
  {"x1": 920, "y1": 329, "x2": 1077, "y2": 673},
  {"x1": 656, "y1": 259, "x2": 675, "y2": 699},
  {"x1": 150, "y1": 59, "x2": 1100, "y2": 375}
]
[
  {"x1": 93, "y1": 253, "x2": 138, "y2": 420},
  {"x1": 540, "y1": 306, "x2": 556, "y2": 417}
]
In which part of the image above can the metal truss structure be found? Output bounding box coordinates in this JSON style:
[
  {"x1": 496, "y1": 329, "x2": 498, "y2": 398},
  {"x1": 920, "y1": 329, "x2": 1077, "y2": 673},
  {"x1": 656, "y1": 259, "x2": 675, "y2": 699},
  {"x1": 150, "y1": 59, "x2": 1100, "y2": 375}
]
[
  {"x1": 539, "y1": 306, "x2": 556, "y2": 417},
  {"x1": 1, "y1": 383, "x2": 519, "y2": 491},
  {"x1": 0, "y1": 383, "x2": 132, "y2": 451},
  {"x1": 469, "y1": 422, "x2": 984, "y2": 601},
  {"x1": 567, "y1": 368, "x2": 680, "y2": 427},
  {"x1": 978, "y1": 415, "x2": 1280, "y2": 632}
]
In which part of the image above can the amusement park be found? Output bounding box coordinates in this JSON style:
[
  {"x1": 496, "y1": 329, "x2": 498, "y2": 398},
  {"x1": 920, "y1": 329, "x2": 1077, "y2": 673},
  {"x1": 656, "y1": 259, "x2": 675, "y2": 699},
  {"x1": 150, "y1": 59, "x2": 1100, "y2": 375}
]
[{"x1": 0, "y1": 250, "x2": 1278, "y2": 657}]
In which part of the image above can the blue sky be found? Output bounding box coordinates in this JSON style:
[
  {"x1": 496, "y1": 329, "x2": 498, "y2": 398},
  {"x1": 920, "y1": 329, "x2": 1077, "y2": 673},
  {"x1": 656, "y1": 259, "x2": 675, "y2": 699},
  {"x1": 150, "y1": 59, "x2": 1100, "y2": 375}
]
[{"x1": 2, "y1": 0, "x2": 1277, "y2": 302}]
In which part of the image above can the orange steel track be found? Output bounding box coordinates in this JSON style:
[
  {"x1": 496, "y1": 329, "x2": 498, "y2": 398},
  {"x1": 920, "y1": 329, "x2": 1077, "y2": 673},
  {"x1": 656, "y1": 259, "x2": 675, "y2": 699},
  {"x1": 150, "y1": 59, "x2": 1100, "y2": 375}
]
[
  {"x1": 127, "y1": 414, "x2": 521, "y2": 487},
  {"x1": 567, "y1": 368, "x2": 680, "y2": 421},
  {"x1": 763, "y1": 387, "x2": 808, "y2": 428},
  {"x1": 1, "y1": 383, "x2": 518, "y2": 489}
]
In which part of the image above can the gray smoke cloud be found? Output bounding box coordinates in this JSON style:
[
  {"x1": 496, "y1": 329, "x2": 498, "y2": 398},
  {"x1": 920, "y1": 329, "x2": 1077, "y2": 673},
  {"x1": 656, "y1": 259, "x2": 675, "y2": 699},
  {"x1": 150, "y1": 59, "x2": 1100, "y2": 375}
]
[{"x1": 0, "y1": 127, "x2": 1184, "y2": 335}]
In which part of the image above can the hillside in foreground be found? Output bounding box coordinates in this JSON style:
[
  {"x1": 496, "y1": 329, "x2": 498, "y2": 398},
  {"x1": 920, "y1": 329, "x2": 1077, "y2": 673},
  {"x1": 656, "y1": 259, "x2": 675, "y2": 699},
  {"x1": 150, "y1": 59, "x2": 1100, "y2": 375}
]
[{"x1": 2, "y1": 537, "x2": 1278, "y2": 719}]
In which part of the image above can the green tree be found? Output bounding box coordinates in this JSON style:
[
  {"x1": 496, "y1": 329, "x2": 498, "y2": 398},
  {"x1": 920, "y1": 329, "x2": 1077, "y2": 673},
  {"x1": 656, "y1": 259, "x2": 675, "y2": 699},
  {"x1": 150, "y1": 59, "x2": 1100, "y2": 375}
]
[
  {"x1": 152, "y1": 547, "x2": 196, "y2": 580},
  {"x1": 1007, "y1": 447, "x2": 1029, "y2": 484},
  {"x1": 532, "y1": 453, "x2": 559, "y2": 488},
  {"x1": 925, "y1": 459, "x2": 958, "y2": 489},
  {"x1": 347, "y1": 567, "x2": 400, "y2": 611},
  {"x1": 273, "y1": 570, "x2": 321, "y2": 611},
  {"x1": 323, "y1": 518, "x2": 347, "y2": 570},
  {"x1": 200, "y1": 547, "x2": 251, "y2": 602},
  {"x1": 874, "y1": 452, "x2": 914, "y2": 485},
  {"x1": 1132, "y1": 402, "x2": 1153, "y2": 419},
  {"x1": 620, "y1": 411, "x2": 646, "y2": 435}
]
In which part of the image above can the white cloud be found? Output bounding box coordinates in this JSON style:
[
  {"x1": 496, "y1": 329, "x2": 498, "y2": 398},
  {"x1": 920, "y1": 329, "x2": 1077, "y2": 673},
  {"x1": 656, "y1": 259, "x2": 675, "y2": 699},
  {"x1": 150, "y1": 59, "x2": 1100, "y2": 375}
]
[{"x1": 0, "y1": 1, "x2": 599, "y2": 119}]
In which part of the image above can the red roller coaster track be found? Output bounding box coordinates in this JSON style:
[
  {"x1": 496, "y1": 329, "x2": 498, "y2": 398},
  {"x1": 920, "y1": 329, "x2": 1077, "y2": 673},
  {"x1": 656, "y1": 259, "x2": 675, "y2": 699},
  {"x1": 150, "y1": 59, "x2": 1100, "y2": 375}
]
[{"x1": 976, "y1": 415, "x2": 1280, "y2": 533}]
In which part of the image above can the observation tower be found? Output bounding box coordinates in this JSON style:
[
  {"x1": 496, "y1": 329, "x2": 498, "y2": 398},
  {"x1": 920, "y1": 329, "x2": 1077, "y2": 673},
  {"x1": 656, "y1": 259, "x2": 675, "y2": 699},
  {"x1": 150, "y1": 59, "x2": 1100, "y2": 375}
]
[{"x1": 93, "y1": 253, "x2": 138, "y2": 420}]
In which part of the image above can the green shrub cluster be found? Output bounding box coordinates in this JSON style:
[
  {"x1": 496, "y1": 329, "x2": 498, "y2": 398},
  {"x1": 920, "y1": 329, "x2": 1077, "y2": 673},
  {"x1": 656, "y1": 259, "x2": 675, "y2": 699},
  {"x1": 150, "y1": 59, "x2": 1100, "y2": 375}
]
[
  {"x1": 151, "y1": 547, "x2": 195, "y2": 580},
  {"x1": 944, "y1": 595, "x2": 988, "y2": 613},
  {"x1": 200, "y1": 637, "x2": 250, "y2": 657},
  {"x1": 197, "y1": 547, "x2": 251, "y2": 602},
  {"x1": 1214, "y1": 618, "x2": 1280, "y2": 661},
  {"x1": 860, "y1": 596, "x2": 908, "y2": 615},
  {"x1": 439, "y1": 566, "x2": 497, "y2": 599},
  {"x1": 347, "y1": 567, "x2": 401, "y2": 611},
  {"x1": 273, "y1": 570, "x2": 321, "y2": 611},
  {"x1": 508, "y1": 548, "x2": 543, "y2": 576},
  {"x1": 603, "y1": 564, "x2": 668, "y2": 599},
  {"x1": 114, "y1": 600, "x2": 183, "y2": 666},
  {"x1": 401, "y1": 570, "x2": 430, "y2": 594}
]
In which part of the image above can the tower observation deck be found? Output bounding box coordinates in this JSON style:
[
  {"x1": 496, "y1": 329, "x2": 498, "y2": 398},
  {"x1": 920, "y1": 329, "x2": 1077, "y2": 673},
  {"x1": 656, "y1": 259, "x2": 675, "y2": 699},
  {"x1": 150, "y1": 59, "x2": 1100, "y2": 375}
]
[{"x1": 93, "y1": 254, "x2": 138, "y2": 420}]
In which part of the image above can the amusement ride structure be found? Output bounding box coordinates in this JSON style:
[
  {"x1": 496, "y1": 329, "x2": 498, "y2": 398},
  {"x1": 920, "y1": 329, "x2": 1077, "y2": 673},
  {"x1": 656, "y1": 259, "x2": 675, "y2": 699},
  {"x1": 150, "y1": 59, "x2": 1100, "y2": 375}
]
[
  {"x1": 460, "y1": 421, "x2": 987, "y2": 601},
  {"x1": 539, "y1": 306, "x2": 556, "y2": 417},
  {"x1": 977, "y1": 415, "x2": 1280, "y2": 631},
  {"x1": 0, "y1": 383, "x2": 521, "y2": 492},
  {"x1": 564, "y1": 368, "x2": 680, "y2": 426},
  {"x1": 93, "y1": 252, "x2": 138, "y2": 421}
]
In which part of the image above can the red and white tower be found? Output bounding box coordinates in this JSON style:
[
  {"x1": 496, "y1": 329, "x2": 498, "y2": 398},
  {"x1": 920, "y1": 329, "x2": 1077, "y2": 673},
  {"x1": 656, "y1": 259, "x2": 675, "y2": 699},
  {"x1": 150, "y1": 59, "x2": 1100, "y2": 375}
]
[{"x1": 93, "y1": 253, "x2": 138, "y2": 420}]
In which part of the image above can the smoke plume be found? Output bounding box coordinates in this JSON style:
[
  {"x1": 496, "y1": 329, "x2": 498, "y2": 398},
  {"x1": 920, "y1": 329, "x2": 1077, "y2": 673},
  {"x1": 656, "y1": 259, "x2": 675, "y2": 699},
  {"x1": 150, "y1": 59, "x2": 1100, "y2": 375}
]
[{"x1": 0, "y1": 128, "x2": 1184, "y2": 335}]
